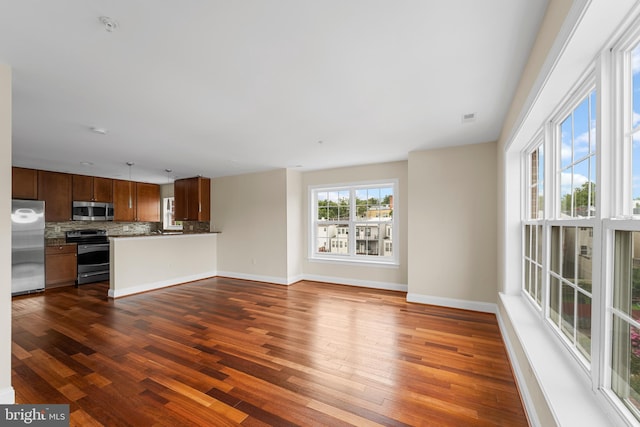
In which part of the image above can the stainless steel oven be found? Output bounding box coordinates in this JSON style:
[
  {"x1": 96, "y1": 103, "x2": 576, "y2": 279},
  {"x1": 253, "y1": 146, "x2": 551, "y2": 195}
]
[{"x1": 66, "y1": 229, "x2": 110, "y2": 285}]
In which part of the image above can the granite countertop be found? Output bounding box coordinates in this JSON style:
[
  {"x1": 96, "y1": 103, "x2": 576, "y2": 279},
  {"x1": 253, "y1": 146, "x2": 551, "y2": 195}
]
[{"x1": 109, "y1": 231, "x2": 220, "y2": 238}]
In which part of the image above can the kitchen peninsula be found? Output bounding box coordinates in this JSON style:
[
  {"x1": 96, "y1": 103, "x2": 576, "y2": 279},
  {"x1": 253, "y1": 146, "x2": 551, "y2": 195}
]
[{"x1": 109, "y1": 232, "x2": 218, "y2": 298}]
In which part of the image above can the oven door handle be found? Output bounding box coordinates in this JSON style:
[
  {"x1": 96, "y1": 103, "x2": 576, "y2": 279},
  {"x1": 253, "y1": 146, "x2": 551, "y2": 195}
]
[{"x1": 78, "y1": 243, "x2": 109, "y2": 252}]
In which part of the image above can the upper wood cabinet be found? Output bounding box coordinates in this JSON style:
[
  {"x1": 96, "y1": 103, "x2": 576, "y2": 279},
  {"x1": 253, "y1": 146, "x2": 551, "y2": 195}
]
[
  {"x1": 72, "y1": 175, "x2": 113, "y2": 202},
  {"x1": 135, "y1": 182, "x2": 160, "y2": 222},
  {"x1": 12, "y1": 167, "x2": 38, "y2": 200},
  {"x1": 113, "y1": 179, "x2": 135, "y2": 222},
  {"x1": 38, "y1": 170, "x2": 72, "y2": 221},
  {"x1": 113, "y1": 179, "x2": 160, "y2": 222},
  {"x1": 174, "y1": 176, "x2": 210, "y2": 221}
]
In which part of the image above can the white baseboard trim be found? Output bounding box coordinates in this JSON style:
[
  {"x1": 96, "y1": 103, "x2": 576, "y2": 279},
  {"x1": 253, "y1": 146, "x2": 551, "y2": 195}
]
[
  {"x1": 301, "y1": 274, "x2": 408, "y2": 292},
  {"x1": 108, "y1": 271, "x2": 218, "y2": 298},
  {"x1": 0, "y1": 386, "x2": 15, "y2": 404},
  {"x1": 216, "y1": 271, "x2": 291, "y2": 286},
  {"x1": 406, "y1": 292, "x2": 497, "y2": 314}
]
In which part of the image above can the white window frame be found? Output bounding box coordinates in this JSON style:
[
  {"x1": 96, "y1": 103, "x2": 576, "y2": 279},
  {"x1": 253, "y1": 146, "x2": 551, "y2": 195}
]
[
  {"x1": 309, "y1": 180, "x2": 399, "y2": 266},
  {"x1": 162, "y1": 196, "x2": 183, "y2": 231}
]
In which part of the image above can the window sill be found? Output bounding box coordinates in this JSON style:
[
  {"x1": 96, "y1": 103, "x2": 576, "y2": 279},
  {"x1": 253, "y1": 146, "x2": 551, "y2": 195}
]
[
  {"x1": 308, "y1": 256, "x2": 399, "y2": 268},
  {"x1": 498, "y1": 293, "x2": 620, "y2": 426}
]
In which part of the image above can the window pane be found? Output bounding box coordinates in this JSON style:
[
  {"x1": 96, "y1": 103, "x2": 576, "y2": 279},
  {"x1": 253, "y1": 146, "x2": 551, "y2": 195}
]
[
  {"x1": 557, "y1": 90, "x2": 596, "y2": 219},
  {"x1": 524, "y1": 261, "x2": 531, "y2": 294},
  {"x1": 561, "y1": 170, "x2": 573, "y2": 217},
  {"x1": 573, "y1": 160, "x2": 591, "y2": 217},
  {"x1": 633, "y1": 132, "x2": 640, "y2": 204},
  {"x1": 611, "y1": 318, "x2": 640, "y2": 414},
  {"x1": 538, "y1": 145, "x2": 545, "y2": 219},
  {"x1": 578, "y1": 227, "x2": 593, "y2": 292},
  {"x1": 577, "y1": 290, "x2": 591, "y2": 360},
  {"x1": 524, "y1": 225, "x2": 531, "y2": 258},
  {"x1": 563, "y1": 227, "x2": 576, "y2": 280},
  {"x1": 561, "y1": 117, "x2": 573, "y2": 169},
  {"x1": 590, "y1": 91, "x2": 596, "y2": 154},
  {"x1": 536, "y1": 266, "x2": 543, "y2": 306},
  {"x1": 537, "y1": 225, "x2": 544, "y2": 262},
  {"x1": 632, "y1": 43, "x2": 640, "y2": 128},
  {"x1": 551, "y1": 226, "x2": 561, "y2": 274},
  {"x1": 550, "y1": 276, "x2": 561, "y2": 326},
  {"x1": 573, "y1": 97, "x2": 590, "y2": 160},
  {"x1": 561, "y1": 283, "x2": 576, "y2": 339}
]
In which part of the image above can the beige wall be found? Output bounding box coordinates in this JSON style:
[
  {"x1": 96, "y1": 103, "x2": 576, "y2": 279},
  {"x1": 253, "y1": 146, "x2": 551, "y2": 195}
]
[
  {"x1": 211, "y1": 169, "x2": 290, "y2": 283},
  {"x1": 0, "y1": 64, "x2": 13, "y2": 403},
  {"x1": 109, "y1": 234, "x2": 218, "y2": 298},
  {"x1": 286, "y1": 169, "x2": 304, "y2": 282},
  {"x1": 407, "y1": 142, "x2": 497, "y2": 307},
  {"x1": 301, "y1": 161, "x2": 408, "y2": 289}
]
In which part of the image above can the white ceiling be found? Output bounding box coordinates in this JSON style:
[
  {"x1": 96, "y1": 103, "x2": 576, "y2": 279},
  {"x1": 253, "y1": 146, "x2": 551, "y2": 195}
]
[{"x1": 0, "y1": 1, "x2": 548, "y2": 184}]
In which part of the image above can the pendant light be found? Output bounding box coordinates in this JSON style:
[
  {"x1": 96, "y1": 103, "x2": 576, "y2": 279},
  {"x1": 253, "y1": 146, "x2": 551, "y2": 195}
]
[{"x1": 126, "y1": 162, "x2": 134, "y2": 208}]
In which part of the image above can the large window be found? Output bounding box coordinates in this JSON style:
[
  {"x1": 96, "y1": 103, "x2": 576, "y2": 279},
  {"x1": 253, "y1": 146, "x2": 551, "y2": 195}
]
[
  {"x1": 310, "y1": 181, "x2": 397, "y2": 264},
  {"x1": 515, "y1": 9, "x2": 640, "y2": 426}
]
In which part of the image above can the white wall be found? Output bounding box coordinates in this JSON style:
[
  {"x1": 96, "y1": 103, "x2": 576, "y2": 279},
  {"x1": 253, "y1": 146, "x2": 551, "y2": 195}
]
[
  {"x1": 407, "y1": 142, "x2": 498, "y2": 312},
  {"x1": 109, "y1": 234, "x2": 218, "y2": 298},
  {"x1": 0, "y1": 64, "x2": 14, "y2": 403},
  {"x1": 211, "y1": 169, "x2": 290, "y2": 284},
  {"x1": 301, "y1": 161, "x2": 408, "y2": 290}
]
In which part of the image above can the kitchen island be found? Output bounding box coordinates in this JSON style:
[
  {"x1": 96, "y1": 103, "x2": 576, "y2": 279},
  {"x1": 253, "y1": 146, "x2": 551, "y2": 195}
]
[{"x1": 108, "y1": 232, "x2": 218, "y2": 298}]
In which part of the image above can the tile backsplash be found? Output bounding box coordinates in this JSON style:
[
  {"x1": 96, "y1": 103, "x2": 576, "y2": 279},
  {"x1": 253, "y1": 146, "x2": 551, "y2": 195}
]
[
  {"x1": 44, "y1": 220, "x2": 211, "y2": 239},
  {"x1": 45, "y1": 221, "x2": 160, "y2": 239}
]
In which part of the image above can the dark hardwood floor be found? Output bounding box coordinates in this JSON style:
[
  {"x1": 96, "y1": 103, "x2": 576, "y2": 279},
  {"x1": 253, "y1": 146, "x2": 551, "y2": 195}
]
[{"x1": 11, "y1": 278, "x2": 528, "y2": 426}]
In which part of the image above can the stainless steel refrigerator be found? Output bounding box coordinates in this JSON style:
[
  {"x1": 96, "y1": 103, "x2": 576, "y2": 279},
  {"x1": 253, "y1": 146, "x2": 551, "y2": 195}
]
[{"x1": 11, "y1": 199, "x2": 45, "y2": 295}]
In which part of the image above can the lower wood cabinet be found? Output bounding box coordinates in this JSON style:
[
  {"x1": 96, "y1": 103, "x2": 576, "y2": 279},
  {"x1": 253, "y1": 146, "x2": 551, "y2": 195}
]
[{"x1": 45, "y1": 245, "x2": 77, "y2": 288}]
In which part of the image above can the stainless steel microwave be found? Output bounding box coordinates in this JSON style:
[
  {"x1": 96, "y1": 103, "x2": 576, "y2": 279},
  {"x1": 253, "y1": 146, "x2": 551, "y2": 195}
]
[{"x1": 72, "y1": 201, "x2": 114, "y2": 221}]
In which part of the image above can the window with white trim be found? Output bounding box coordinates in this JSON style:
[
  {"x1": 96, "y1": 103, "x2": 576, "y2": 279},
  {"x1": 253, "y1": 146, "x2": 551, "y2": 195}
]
[
  {"x1": 310, "y1": 181, "x2": 397, "y2": 264},
  {"x1": 514, "y1": 9, "x2": 640, "y2": 426},
  {"x1": 162, "y1": 197, "x2": 182, "y2": 230}
]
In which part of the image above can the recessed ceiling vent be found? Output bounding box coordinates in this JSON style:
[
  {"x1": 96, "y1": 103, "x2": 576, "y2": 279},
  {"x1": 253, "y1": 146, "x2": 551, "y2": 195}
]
[
  {"x1": 99, "y1": 16, "x2": 118, "y2": 32},
  {"x1": 461, "y1": 112, "x2": 476, "y2": 123}
]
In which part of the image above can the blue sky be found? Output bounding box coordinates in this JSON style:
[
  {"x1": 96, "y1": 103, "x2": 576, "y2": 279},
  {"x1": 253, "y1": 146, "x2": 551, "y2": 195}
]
[{"x1": 632, "y1": 43, "x2": 640, "y2": 199}]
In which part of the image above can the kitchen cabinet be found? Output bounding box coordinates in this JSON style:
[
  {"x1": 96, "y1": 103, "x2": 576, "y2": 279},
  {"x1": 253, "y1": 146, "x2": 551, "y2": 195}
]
[
  {"x1": 113, "y1": 179, "x2": 135, "y2": 221},
  {"x1": 38, "y1": 170, "x2": 72, "y2": 221},
  {"x1": 12, "y1": 167, "x2": 38, "y2": 199},
  {"x1": 175, "y1": 176, "x2": 210, "y2": 221},
  {"x1": 45, "y1": 244, "x2": 77, "y2": 288},
  {"x1": 73, "y1": 175, "x2": 113, "y2": 202},
  {"x1": 135, "y1": 182, "x2": 160, "y2": 222},
  {"x1": 113, "y1": 179, "x2": 160, "y2": 222}
]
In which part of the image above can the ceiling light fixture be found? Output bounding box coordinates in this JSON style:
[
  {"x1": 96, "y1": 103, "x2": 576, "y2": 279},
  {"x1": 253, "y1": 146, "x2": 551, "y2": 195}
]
[
  {"x1": 165, "y1": 168, "x2": 172, "y2": 184},
  {"x1": 126, "y1": 162, "x2": 134, "y2": 208},
  {"x1": 99, "y1": 16, "x2": 119, "y2": 32}
]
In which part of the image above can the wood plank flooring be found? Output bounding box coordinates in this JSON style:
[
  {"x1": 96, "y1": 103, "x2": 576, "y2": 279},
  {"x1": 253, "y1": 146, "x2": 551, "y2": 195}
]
[{"x1": 11, "y1": 278, "x2": 528, "y2": 426}]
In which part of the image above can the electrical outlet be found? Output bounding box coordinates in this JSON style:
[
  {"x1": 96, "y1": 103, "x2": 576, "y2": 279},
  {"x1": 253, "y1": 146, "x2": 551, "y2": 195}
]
[
  {"x1": 54, "y1": 225, "x2": 61, "y2": 232},
  {"x1": 123, "y1": 225, "x2": 129, "y2": 231}
]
